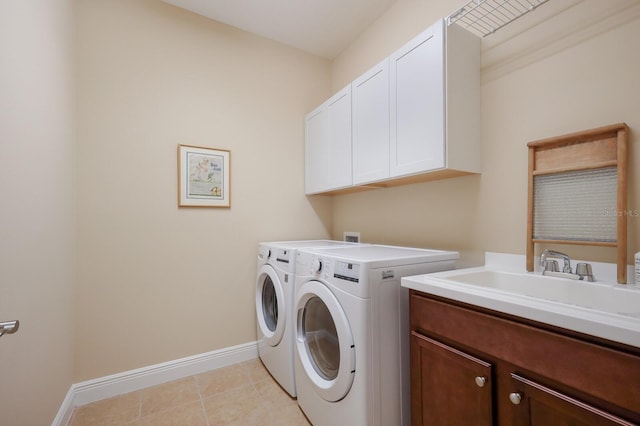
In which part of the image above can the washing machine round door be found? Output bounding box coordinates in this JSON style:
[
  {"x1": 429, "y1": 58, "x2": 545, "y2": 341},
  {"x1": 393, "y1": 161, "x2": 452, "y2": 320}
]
[
  {"x1": 295, "y1": 280, "x2": 355, "y2": 402},
  {"x1": 256, "y1": 264, "x2": 286, "y2": 346}
]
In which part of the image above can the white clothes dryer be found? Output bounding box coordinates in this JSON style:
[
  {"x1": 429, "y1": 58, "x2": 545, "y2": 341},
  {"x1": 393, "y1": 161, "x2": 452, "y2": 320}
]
[
  {"x1": 293, "y1": 245, "x2": 458, "y2": 425},
  {"x1": 256, "y1": 240, "x2": 364, "y2": 397}
]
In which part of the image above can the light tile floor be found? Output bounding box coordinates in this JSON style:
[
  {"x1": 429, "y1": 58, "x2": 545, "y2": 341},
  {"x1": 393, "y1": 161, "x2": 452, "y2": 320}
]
[{"x1": 69, "y1": 359, "x2": 310, "y2": 426}]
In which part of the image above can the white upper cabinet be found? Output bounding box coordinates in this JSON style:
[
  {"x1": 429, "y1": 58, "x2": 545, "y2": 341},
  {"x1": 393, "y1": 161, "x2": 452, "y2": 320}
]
[
  {"x1": 304, "y1": 104, "x2": 327, "y2": 195},
  {"x1": 304, "y1": 86, "x2": 352, "y2": 194},
  {"x1": 390, "y1": 18, "x2": 480, "y2": 178},
  {"x1": 390, "y1": 21, "x2": 445, "y2": 176},
  {"x1": 352, "y1": 59, "x2": 390, "y2": 185},
  {"x1": 326, "y1": 87, "x2": 353, "y2": 191},
  {"x1": 304, "y1": 18, "x2": 480, "y2": 195}
]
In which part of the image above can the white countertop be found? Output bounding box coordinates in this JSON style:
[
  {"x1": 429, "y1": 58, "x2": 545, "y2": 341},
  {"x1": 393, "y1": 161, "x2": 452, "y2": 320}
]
[{"x1": 401, "y1": 253, "x2": 640, "y2": 348}]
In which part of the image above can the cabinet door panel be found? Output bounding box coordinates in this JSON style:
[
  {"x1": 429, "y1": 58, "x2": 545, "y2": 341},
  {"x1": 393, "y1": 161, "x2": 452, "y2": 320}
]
[
  {"x1": 510, "y1": 374, "x2": 635, "y2": 426},
  {"x1": 390, "y1": 20, "x2": 445, "y2": 178},
  {"x1": 411, "y1": 331, "x2": 493, "y2": 426},
  {"x1": 304, "y1": 105, "x2": 328, "y2": 194},
  {"x1": 304, "y1": 87, "x2": 352, "y2": 194},
  {"x1": 326, "y1": 87, "x2": 352, "y2": 190},
  {"x1": 352, "y1": 59, "x2": 390, "y2": 185}
]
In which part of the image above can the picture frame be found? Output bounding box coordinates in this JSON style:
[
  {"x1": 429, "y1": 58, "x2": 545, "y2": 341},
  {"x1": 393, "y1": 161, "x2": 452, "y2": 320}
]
[{"x1": 178, "y1": 144, "x2": 231, "y2": 208}]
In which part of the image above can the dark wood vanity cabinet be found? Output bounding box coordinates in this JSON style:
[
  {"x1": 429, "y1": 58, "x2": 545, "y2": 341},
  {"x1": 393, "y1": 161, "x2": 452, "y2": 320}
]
[
  {"x1": 409, "y1": 290, "x2": 640, "y2": 426},
  {"x1": 411, "y1": 332, "x2": 494, "y2": 425}
]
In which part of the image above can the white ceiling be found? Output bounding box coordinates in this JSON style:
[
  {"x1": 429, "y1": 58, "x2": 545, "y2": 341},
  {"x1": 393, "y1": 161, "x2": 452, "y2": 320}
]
[{"x1": 161, "y1": 0, "x2": 398, "y2": 59}]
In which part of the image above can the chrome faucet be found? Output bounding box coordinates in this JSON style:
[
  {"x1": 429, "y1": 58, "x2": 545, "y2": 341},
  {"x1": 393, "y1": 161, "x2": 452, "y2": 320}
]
[
  {"x1": 540, "y1": 249, "x2": 595, "y2": 282},
  {"x1": 540, "y1": 249, "x2": 572, "y2": 274}
]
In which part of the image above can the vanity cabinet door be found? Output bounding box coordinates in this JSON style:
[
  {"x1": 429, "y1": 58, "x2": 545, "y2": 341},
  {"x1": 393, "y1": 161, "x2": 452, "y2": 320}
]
[
  {"x1": 509, "y1": 374, "x2": 635, "y2": 426},
  {"x1": 410, "y1": 331, "x2": 493, "y2": 426}
]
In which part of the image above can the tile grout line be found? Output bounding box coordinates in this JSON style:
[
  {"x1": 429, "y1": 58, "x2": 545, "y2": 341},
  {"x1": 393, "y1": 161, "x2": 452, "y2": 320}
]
[
  {"x1": 195, "y1": 373, "x2": 211, "y2": 426},
  {"x1": 252, "y1": 364, "x2": 277, "y2": 421},
  {"x1": 137, "y1": 390, "x2": 143, "y2": 423}
]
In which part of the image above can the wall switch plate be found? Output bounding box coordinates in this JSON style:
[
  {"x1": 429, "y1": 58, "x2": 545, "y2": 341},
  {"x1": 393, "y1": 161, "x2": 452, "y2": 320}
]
[{"x1": 343, "y1": 231, "x2": 361, "y2": 243}]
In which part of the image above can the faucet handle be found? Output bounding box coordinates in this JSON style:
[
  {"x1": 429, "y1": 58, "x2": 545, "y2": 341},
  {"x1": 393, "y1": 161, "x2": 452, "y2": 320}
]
[
  {"x1": 545, "y1": 260, "x2": 559, "y2": 272},
  {"x1": 575, "y1": 263, "x2": 595, "y2": 281}
]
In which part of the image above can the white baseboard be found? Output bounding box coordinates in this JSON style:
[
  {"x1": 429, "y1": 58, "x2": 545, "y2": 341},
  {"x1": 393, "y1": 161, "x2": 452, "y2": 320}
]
[{"x1": 52, "y1": 341, "x2": 258, "y2": 426}]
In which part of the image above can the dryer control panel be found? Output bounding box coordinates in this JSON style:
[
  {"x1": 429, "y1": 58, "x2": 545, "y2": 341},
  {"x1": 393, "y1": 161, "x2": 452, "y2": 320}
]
[
  {"x1": 275, "y1": 249, "x2": 291, "y2": 264},
  {"x1": 334, "y1": 261, "x2": 360, "y2": 283}
]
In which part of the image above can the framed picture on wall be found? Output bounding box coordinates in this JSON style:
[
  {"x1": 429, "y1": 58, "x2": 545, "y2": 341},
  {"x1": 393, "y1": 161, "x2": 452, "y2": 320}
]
[{"x1": 178, "y1": 144, "x2": 231, "y2": 208}]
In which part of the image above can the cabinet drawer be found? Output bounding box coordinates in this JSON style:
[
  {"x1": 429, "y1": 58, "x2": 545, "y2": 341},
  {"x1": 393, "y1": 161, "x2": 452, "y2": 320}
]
[{"x1": 410, "y1": 292, "x2": 640, "y2": 416}]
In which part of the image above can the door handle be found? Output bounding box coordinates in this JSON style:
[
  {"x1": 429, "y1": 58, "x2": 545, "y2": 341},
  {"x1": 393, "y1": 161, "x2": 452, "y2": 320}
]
[{"x1": 0, "y1": 320, "x2": 19, "y2": 338}]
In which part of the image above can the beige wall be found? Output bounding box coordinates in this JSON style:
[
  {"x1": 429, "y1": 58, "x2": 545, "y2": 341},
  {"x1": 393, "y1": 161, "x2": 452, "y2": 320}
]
[
  {"x1": 0, "y1": 0, "x2": 75, "y2": 423},
  {"x1": 330, "y1": 0, "x2": 640, "y2": 268},
  {"x1": 74, "y1": 0, "x2": 333, "y2": 381},
  {"x1": 332, "y1": 0, "x2": 455, "y2": 90},
  {"x1": 3, "y1": 1, "x2": 638, "y2": 419}
]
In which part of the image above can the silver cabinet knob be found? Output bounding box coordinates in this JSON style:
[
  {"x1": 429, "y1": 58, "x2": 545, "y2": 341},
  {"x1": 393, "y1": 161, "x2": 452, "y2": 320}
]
[
  {"x1": 509, "y1": 392, "x2": 522, "y2": 405},
  {"x1": 475, "y1": 376, "x2": 486, "y2": 387}
]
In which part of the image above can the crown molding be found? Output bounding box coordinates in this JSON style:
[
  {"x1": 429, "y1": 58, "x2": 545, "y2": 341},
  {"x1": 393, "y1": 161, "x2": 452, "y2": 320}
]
[{"x1": 479, "y1": 0, "x2": 640, "y2": 83}]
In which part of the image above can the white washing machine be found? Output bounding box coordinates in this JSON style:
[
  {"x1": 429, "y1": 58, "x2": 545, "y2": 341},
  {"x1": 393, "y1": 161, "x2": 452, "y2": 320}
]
[
  {"x1": 256, "y1": 240, "x2": 364, "y2": 397},
  {"x1": 293, "y1": 245, "x2": 458, "y2": 425}
]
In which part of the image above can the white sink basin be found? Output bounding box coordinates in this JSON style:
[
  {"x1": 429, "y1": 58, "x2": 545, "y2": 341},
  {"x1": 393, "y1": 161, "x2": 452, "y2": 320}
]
[
  {"x1": 447, "y1": 270, "x2": 640, "y2": 318},
  {"x1": 401, "y1": 267, "x2": 640, "y2": 348}
]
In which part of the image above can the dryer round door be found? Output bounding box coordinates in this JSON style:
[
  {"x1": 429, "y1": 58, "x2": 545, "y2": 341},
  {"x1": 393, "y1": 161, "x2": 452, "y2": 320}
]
[
  {"x1": 256, "y1": 264, "x2": 286, "y2": 346},
  {"x1": 295, "y1": 280, "x2": 355, "y2": 402}
]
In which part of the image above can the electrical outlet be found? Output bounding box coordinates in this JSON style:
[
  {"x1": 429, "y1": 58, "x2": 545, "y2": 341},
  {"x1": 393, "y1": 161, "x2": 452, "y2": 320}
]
[{"x1": 343, "y1": 231, "x2": 361, "y2": 243}]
